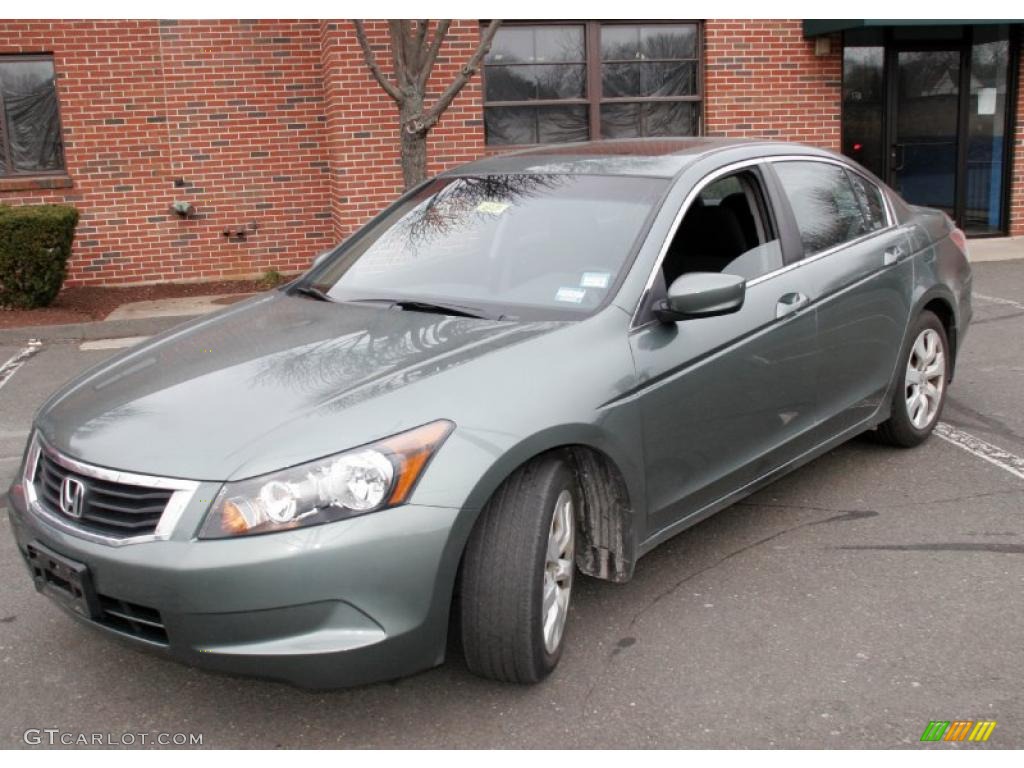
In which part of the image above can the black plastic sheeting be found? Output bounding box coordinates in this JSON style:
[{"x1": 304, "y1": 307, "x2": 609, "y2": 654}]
[{"x1": 0, "y1": 60, "x2": 65, "y2": 174}]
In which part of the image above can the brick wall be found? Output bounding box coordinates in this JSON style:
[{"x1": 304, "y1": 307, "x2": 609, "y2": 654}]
[
  {"x1": 0, "y1": 20, "x2": 333, "y2": 285},
  {"x1": 1011, "y1": 46, "x2": 1024, "y2": 237},
  {"x1": 704, "y1": 19, "x2": 842, "y2": 149},
  {"x1": 0, "y1": 20, "x2": 1018, "y2": 286}
]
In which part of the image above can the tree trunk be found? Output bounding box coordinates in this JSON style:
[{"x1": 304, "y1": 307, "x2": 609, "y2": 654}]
[{"x1": 400, "y1": 98, "x2": 429, "y2": 189}]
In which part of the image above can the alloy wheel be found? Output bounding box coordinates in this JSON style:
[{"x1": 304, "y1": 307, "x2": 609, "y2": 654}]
[
  {"x1": 542, "y1": 489, "x2": 574, "y2": 654},
  {"x1": 905, "y1": 328, "x2": 946, "y2": 430}
]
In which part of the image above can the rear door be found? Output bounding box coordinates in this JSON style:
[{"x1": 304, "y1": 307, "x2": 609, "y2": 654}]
[{"x1": 767, "y1": 159, "x2": 914, "y2": 437}]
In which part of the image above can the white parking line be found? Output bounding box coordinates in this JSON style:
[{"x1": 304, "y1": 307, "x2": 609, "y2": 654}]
[
  {"x1": 0, "y1": 339, "x2": 42, "y2": 391},
  {"x1": 79, "y1": 336, "x2": 150, "y2": 351},
  {"x1": 974, "y1": 292, "x2": 1024, "y2": 311},
  {"x1": 935, "y1": 422, "x2": 1024, "y2": 482}
]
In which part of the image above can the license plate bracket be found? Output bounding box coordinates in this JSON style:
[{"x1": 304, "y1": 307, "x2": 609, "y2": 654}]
[{"x1": 25, "y1": 542, "x2": 101, "y2": 620}]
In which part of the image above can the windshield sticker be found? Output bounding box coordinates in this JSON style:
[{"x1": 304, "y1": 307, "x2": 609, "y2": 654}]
[
  {"x1": 555, "y1": 287, "x2": 587, "y2": 304},
  {"x1": 580, "y1": 272, "x2": 611, "y2": 289},
  {"x1": 476, "y1": 200, "x2": 511, "y2": 216}
]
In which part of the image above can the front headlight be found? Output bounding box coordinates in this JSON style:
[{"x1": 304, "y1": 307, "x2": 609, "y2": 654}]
[{"x1": 199, "y1": 420, "x2": 453, "y2": 539}]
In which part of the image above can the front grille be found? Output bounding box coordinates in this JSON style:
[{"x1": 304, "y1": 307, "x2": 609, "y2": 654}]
[
  {"x1": 96, "y1": 594, "x2": 169, "y2": 645},
  {"x1": 34, "y1": 452, "x2": 173, "y2": 538}
]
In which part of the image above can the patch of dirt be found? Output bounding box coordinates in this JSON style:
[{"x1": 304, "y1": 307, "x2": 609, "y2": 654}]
[{"x1": 0, "y1": 279, "x2": 278, "y2": 329}]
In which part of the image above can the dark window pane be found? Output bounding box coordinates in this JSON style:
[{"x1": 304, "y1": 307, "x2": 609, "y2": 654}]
[
  {"x1": 485, "y1": 65, "x2": 535, "y2": 102},
  {"x1": 601, "y1": 24, "x2": 697, "y2": 61},
  {"x1": 534, "y1": 26, "x2": 585, "y2": 63},
  {"x1": 603, "y1": 61, "x2": 698, "y2": 99},
  {"x1": 641, "y1": 25, "x2": 697, "y2": 60},
  {"x1": 485, "y1": 64, "x2": 585, "y2": 102},
  {"x1": 842, "y1": 46, "x2": 885, "y2": 178},
  {"x1": 774, "y1": 161, "x2": 870, "y2": 256},
  {"x1": 642, "y1": 62, "x2": 698, "y2": 97},
  {"x1": 485, "y1": 106, "x2": 537, "y2": 145},
  {"x1": 486, "y1": 27, "x2": 534, "y2": 64},
  {"x1": 600, "y1": 101, "x2": 698, "y2": 139},
  {"x1": 602, "y1": 63, "x2": 641, "y2": 98},
  {"x1": 486, "y1": 25, "x2": 584, "y2": 65},
  {"x1": 536, "y1": 64, "x2": 585, "y2": 100},
  {"x1": 601, "y1": 26, "x2": 641, "y2": 61},
  {"x1": 485, "y1": 105, "x2": 588, "y2": 146},
  {"x1": 848, "y1": 172, "x2": 887, "y2": 231},
  {"x1": 537, "y1": 106, "x2": 588, "y2": 144},
  {"x1": 0, "y1": 58, "x2": 65, "y2": 174}
]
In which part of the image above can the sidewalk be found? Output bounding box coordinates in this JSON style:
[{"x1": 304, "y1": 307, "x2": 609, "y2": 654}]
[
  {"x1": 0, "y1": 293, "x2": 255, "y2": 345},
  {"x1": 969, "y1": 236, "x2": 1024, "y2": 263}
]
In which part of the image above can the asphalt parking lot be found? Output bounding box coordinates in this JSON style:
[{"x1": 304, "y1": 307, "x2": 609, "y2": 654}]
[{"x1": 1, "y1": 259, "x2": 1023, "y2": 749}]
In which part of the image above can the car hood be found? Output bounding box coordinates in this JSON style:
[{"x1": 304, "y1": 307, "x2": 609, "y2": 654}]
[{"x1": 36, "y1": 292, "x2": 562, "y2": 480}]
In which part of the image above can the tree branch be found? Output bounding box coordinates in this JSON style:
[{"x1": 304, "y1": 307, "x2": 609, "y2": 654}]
[
  {"x1": 419, "y1": 20, "x2": 501, "y2": 131},
  {"x1": 353, "y1": 20, "x2": 404, "y2": 105},
  {"x1": 417, "y1": 19, "x2": 451, "y2": 90},
  {"x1": 388, "y1": 20, "x2": 412, "y2": 91},
  {"x1": 412, "y1": 20, "x2": 430, "y2": 73}
]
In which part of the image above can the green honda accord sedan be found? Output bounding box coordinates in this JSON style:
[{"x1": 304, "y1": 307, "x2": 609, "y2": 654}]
[{"x1": 7, "y1": 138, "x2": 972, "y2": 687}]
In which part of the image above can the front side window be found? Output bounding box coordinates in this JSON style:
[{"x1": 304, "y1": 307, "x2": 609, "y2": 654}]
[
  {"x1": 483, "y1": 22, "x2": 702, "y2": 146},
  {"x1": 661, "y1": 169, "x2": 782, "y2": 285},
  {"x1": 773, "y1": 161, "x2": 874, "y2": 257},
  {"x1": 310, "y1": 174, "x2": 668, "y2": 320},
  {"x1": 0, "y1": 56, "x2": 65, "y2": 176}
]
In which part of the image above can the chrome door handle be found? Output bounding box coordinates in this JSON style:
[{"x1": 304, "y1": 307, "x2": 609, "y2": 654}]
[
  {"x1": 883, "y1": 245, "x2": 906, "y2": 266},
  {"x1": 776, "y1": 292, "x2": 809, "y2": 319}
]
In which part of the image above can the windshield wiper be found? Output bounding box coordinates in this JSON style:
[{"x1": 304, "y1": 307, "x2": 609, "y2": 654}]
[
  {"x1": 347, "y1": 297, "x2": 491, "y2": 320},
  {"x1": 291, "y1": 284, "x2": 335, "y2": 302}
]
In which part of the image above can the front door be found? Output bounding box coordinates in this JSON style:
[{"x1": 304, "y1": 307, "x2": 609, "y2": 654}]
[
  {"x1": 890, "y1": 49, "x2": 961, "y2": 219},
  {"x1": 629, "y1": 166, "x2": 820, "y2": 542}
]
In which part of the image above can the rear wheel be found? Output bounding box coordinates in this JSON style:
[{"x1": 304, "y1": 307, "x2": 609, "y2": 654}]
[
  {"x1": 459, "y1": 454, "x2": 577, "y2": 683},
  {"x1": 876, "y1": 310, "x2": 949, "y2": 447}
]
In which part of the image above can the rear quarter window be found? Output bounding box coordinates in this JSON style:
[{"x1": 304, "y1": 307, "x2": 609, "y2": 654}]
[{"x1": 847, "y1": 171, "x2": 888, "y2": 232}]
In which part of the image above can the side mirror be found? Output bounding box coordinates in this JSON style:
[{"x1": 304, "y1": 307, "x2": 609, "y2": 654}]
[{"x1": 654, "y1": 272, "x2": 746, "y2": 322}]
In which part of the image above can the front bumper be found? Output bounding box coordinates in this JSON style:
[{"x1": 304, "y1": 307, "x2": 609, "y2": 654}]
[{"x1": 7, "y1": 478, "x2": 466, "y2": 689}]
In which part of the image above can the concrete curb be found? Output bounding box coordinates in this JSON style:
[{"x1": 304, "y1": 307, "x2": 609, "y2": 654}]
[{"x1": 0, "y1": 314, "x2": 199, "y2": 345}]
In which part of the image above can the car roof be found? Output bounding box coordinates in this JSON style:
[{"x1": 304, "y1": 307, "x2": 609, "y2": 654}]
[{"x1": 442, "y1": 137, "x2": 836, "y2": 179}]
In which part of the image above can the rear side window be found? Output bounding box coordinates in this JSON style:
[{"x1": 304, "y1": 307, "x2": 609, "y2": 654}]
[
  {"x1": 847, "y1": 171, "x2": 887, "y2": 232},
  {"x1": 773, "y1": 161, "x2": 871, "y2": 257}
]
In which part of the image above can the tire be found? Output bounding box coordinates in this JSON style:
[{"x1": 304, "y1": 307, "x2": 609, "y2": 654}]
[
  {"x1": 459, "y1": 453, "x2": 578, "y2": 683},
  {"x1": 876, "y1": 310, "x2": 949, "y2": 448}
]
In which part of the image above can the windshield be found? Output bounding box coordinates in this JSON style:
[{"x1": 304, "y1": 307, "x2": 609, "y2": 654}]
[{"x1": 306, "y1": 174, "x2": 668, "y2": 320}]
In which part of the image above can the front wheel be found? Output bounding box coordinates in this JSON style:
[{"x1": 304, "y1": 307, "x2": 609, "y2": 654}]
[
  {"x1": 459, "y1": 454, "x2": 578, "y2": 683},
  {"x1": 876, "y1": 310, "x2": 949, "y2": 447}
]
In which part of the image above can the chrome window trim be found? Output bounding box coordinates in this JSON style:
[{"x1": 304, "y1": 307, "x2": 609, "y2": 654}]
[
  {"x1": 22, "y1": 434, "x2": 199, "y2": 547},
  {"x1": 630, "y1": 153, "x2": 898, "y2": 329}
]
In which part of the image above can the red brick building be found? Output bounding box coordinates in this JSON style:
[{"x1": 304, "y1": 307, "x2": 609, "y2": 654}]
[{"x1": 0, "y1": 19, "x2": 1019, "y2": 286}]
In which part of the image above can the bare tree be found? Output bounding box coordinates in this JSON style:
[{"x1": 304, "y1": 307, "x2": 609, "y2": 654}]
[{"x1": 354, "y1": 20, "x2": 502, "y2": 189}]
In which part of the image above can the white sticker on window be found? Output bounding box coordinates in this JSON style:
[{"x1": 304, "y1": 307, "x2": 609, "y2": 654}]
[
  {"x1": 476, "y1": 200, "x2": 511, "y2": 215},
  {"x1": 555, "y1": 287, "x2": 587, "y2": 304},
  {"x1": 580, "y1": 271, "x2": 611, "y2": 289}
]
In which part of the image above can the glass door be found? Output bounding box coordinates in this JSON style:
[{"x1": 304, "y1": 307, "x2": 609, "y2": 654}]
[
  {"x1": 891, "y1": 49, "x2": 961, "y2": 218},
  {"x1": 843, "y1": 25, "x2": 1016, "y2": 235}
]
